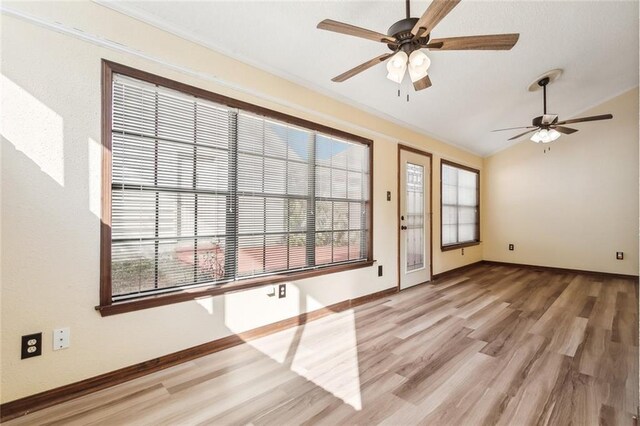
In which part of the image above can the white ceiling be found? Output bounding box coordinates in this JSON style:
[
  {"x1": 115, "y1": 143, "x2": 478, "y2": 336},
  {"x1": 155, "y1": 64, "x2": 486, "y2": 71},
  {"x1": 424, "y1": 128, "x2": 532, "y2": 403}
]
[{"x1": 102, "y1": 1, "x2": 638, "y2": 156}]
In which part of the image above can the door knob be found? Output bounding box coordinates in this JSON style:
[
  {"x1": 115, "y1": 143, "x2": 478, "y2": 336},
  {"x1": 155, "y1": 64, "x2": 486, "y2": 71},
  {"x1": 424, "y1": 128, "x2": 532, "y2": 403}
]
[{"x1": 401, "y1": 225, "x2": 407, "y2": 230}]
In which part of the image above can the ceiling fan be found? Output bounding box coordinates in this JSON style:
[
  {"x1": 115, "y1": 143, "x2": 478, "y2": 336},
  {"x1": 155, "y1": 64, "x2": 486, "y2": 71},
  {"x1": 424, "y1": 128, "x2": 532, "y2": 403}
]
[
  {"x1": 493, "y1": 75, "x2": 614, "y2": 143},
  {"x1": 316, "y1": 0, "x2": 520, "y2": 91}
]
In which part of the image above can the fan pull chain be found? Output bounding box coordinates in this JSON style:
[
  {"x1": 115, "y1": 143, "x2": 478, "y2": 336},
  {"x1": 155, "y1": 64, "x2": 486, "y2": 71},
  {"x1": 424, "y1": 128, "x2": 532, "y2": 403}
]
[{"x1": 396, "y1": 88, "x2": 410, "y2": 103}]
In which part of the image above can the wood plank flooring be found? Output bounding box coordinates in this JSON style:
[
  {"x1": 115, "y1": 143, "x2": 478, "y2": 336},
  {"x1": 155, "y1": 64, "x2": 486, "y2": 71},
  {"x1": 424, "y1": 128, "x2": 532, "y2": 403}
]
[{"x1": 6, "y1": 264, "x2": 638, "y2": 425}]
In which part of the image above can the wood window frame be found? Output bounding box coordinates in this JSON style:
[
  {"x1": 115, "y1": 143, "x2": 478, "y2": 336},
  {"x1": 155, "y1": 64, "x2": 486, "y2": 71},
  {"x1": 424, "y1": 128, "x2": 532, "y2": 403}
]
[
  {"x1": 440, "y1": 159, "x2": 480, "y2": 252},
  {"x1": 98, "y1": 60, "x2": 374, "y2": 316}
]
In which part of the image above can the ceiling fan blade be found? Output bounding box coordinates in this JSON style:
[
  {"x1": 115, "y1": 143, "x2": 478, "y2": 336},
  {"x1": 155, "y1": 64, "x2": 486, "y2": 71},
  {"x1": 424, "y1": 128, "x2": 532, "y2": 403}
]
[
  {"x1": 413, "y1": 75, "x2": 433, "y2": 91},
  {"x1": 492, "y1": 126, "x2": 536, "y2": 132},
  {"x1": 411, "y1": 0, "x2": 461, "y2": 37},
  {"x1": 428, "y1": 33, "x2": 520, "y2": 50},
  {"x1": 425, "y1": 42, "x2": 444, "y2": 49},
  {"x1": 508, "y1": 129, "x2": 538, "y2": 141},
  {"x1": 555, "y1": 114, "x2": 613, "y2": 125},
  {"x1": 553, "y1": 126, "x2": 578, "y2": 135},
  {"x1": 542, "y1": 114, "x2": 558, "y2": 125},
  {"x1": 317, "y1": 19, "x2": 397, "y2": 44},
  {"x1": 331, "y1": 54, "x2": 393, "y2": 82}
]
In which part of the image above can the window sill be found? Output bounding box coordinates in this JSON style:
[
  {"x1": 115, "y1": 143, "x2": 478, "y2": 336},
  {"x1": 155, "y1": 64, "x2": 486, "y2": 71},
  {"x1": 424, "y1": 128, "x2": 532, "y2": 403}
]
[
  {"x1": 441, "y1": 241, "x2": 481, "y2": 252},
  {"x1": 96, "y1": 260, "x2": 375, "y2": 316}
]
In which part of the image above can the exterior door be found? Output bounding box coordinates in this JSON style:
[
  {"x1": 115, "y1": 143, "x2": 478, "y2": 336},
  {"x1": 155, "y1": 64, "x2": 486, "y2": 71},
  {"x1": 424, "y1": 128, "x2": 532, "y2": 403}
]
[{"x1": 399, "y1": 148, "x2": 431, "y2": 290}]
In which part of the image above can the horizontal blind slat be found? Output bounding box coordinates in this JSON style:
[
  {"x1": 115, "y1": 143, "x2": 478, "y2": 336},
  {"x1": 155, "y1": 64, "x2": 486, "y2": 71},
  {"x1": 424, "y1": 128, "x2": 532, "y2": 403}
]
[{"x1": 110, "y1": 72, "x2": 370, "y2": 300}]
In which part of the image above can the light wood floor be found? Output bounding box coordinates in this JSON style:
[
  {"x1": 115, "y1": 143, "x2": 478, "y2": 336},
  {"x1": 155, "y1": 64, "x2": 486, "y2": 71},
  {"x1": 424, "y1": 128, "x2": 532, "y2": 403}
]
[{"x1": 7, "y1": 264, "x2": 638, "y2": 425}]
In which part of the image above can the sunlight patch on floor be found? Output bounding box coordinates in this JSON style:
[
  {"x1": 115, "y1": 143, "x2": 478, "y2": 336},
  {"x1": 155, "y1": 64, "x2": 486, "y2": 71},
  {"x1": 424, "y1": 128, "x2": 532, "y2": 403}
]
[
  {"x1": 224, "y1": 289, "x2": 362, "y2": 410},
  {"x1": 291, "y1": 305, "x2": 362, "y2": 410}
]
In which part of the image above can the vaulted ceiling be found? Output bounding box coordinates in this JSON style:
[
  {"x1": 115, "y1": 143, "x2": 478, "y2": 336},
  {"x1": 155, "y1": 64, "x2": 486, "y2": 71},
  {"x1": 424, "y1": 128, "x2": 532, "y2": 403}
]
[{"x1": 102, "y1": 1, "x2": 638, "y2": 156}]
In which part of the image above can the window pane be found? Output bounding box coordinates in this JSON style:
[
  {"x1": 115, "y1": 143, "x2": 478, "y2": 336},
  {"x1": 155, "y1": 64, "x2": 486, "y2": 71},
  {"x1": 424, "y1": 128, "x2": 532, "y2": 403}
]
[
  {"x1": 316, "y1": 201, "x2": 332, "y2": 231},
  {"x1": 197, "y1": 238, "x2": 226, "y2": 282},
  {"x1": 315, "y1": 166, "x2": 331, "y2": 197},
  {"x1": 348, "y1": 172, "x2": 363, "y2": 199},
  {"x1": 458, "y1": 206, "x2": 477, "y2": 225},
  {"x1": 237, "y1": 235, "x2": 265, "y2": 276},
  {"x1": 442, "y1": 164, "x2": 458, "y2": 185},
  {"x1": 333, "y1": 232, "x2": 349, "y2": 263},
  {"x1": 238, "y1": 153, "x2": 263, "y2": 193},
  {"x1": 315, "y1": 232, "x2": 333, "y2": 265},
  {"x1": 349, "y1": 231, "x2": 363, "y2": 260},
  {"x1": 238, "y1": 113, "x2": 263, "y2": 154},
  {"x1": 289, "y1": 233, "x2": 307, "y2": 269},
  {"x1": 288, "y1": 127, "x2": 310, "y2": 160},
  {"x1": 459, "y1": 187, "x2": 477, "y2": 206},
  {"x1": 265, "y1": 234, "x2": 288, "y2": 273},
  {"x1": 156, "y1": 92, "x2": 195, "y2": 144},
  {"x1": 288, "y1": 199, "x2": 307, "y2": 232},
  {"x1": 349, "y1": 202, "x2": 363, "y2": 230},
  {"x1": 442, "y1": 224, "x2": 457, "y2": 245},
  {"x1": 315, "y1": 135, "x2": 332, "y2": 167},
  {"x1": 333, "y1": 202, "x2": 349, "y2": 231},
  {"x1": 264, "y1": 158, "x2": 286, "y2": 194},
  {"x1": 441, "y1": 162, "x2": 479, "y2": 246},
  {"x1": 287, "y1": 162, "x2": 308, "y2": 196},
  {"x1": 459, "y1": 168, "x2": 477, "y2": 188},
  {"x1": 238, "y1": 196, "x2": 265, "y2": 233},
  {"x1": 442, "y1": 205, "x2": 457, "y2": 226},
  {"x1": 195, "y1": 103, "x2": 230, "y2": 150},
  {"x1": 406, "y1": 163, "x2": 424, "y2": 271},
  {"x1": 347, "y1": 144, "x2": 365, "y2": 172},
  {"x1": 265, "y1": 198, "x2": 287, "y2": 233},
  {"x1": 459, "y1": 224, "x2": 476, "y2": 243},
  {"x1": 442, "y1": 183, "x2": 458, "y2": 205},
  {"x1": 331, "y1": 169, "x2": 347, "y2": 198},
  {"x1": 264, "y1": 120, "x2": 288, "y2": 159}
]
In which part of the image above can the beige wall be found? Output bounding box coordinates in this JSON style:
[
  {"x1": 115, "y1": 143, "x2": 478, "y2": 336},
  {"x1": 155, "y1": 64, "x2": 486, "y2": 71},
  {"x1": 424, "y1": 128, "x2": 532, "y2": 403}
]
[
  {"x1": 482, "y1": 88, "x2": 639, "y2": 276},
  {"x1": 0, "y1": 2, "x2": 482, "y2": 403}
]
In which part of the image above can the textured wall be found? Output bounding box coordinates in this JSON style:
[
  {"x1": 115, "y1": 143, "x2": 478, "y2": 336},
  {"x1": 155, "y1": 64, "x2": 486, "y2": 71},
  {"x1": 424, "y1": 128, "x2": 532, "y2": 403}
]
[
  {"x1": 482, "y1": 88, "x2": 639, "y2": 275},
  {"x1": 1, "y1": 2, "x2": 482, "y2": 403}
]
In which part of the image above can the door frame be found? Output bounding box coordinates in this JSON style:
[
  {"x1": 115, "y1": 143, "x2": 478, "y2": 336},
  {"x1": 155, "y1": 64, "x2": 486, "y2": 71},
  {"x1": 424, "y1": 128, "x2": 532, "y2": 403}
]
[{"x1": 397, "y1": 144, "x2": 433, "y2": 291}]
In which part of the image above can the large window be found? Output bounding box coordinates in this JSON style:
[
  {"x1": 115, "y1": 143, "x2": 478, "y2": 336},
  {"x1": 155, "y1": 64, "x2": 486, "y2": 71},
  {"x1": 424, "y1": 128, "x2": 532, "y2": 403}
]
[
  {"x1": 441, "y1": 160, "x2": 479, "y2": 250},
  {"x1": 100, "y1": 61, "x2": 372, "y2": 313}
]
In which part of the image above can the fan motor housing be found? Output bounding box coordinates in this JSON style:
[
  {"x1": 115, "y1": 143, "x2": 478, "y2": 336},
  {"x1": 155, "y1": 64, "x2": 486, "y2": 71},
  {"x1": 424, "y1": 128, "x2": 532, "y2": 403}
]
[
  {"x1": 532, "y1": 116, "x2": 544, "y2": 127},
  {"x1": 387, "y1": 17, "x2": 428, "y2": 51}
]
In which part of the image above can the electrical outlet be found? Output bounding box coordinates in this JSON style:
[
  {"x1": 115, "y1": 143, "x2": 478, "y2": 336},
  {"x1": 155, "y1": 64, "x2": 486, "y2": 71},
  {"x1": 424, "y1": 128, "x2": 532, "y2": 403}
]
[
  {"x1": 53, "y1": 327, "x2": 70, "y2": 350},
  {"x1": 378, "y1": 265, "x2": 383, "y2": 277},
  {"x1": 386, "y1": 191, "x2": 391, "y2": 201},
  {"x1": 278, "y1": 284, "x2": 286, "y2": 298},
  {"x1": 508, "y1": 244, "x2": 514, "y2": 251},
  {"x1": 21, "y1": 333, "x2": 42, "y2": 359},
  {"x1": 461, "y1": 248, "x2": 465, "y2": 255},
  {"x1": 616, "y1": 252, "x2": 624, "y2": 260}
]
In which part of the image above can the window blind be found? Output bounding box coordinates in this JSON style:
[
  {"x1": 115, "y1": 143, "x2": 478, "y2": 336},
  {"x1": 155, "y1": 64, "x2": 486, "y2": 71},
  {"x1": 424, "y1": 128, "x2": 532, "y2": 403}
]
[
  {"x1": 110, "y1": 73, "x2": 370, "y2": 301},
  {"x1": 441, "y1": 162, "x2": 479, "y2": 246}
]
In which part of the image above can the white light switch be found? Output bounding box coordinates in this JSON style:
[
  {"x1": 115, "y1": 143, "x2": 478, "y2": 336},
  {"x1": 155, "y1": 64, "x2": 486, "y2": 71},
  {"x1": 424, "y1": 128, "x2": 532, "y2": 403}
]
[{"x1": 53, "y1": 327, "x2": 70, "y2": 350}]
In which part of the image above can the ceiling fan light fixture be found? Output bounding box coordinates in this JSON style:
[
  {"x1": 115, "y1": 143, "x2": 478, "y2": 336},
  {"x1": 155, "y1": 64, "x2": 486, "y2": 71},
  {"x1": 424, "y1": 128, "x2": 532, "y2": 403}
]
[
  {"x1": 408, "y1": 50, "x2": 431, "y2": 82},
  {"x1": 544, "y1": 128, "x2": 561, "y2": 143},
  {"x1": 409, "y1": 50, "x2": 430, "y2": 68},
  {"x1": 386, "y1": 51, "x2": 408, "y2": 84},
  {"x1": 386, "y1": 70, "x2": 404, "y2": 84},
  {"x1": 530, "y1": 128, "x2": 561, "y2": 143}
]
